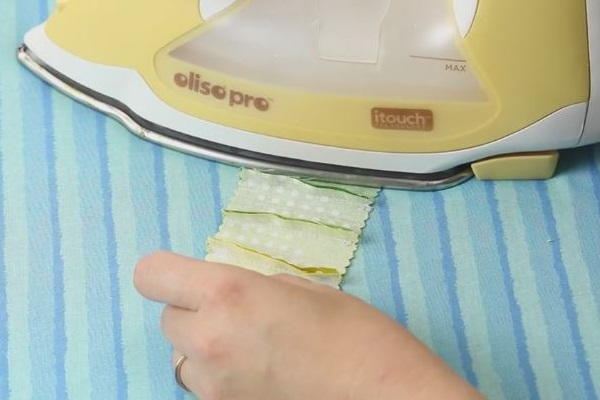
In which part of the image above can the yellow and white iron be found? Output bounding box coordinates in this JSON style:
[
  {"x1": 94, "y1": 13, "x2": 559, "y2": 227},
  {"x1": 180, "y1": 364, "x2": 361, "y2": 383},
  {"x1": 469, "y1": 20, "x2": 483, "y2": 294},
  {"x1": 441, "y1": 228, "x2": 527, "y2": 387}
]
[{"x1": 17, "y1": 0, "x2": 600, "y2": 189}]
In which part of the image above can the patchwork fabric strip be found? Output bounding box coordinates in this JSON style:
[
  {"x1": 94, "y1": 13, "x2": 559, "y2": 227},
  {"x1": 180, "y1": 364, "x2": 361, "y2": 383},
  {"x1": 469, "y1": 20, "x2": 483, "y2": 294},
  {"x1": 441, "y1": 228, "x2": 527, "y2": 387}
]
[{"x1": 206, "y1": 170, "x2": 379, "y2": 288}]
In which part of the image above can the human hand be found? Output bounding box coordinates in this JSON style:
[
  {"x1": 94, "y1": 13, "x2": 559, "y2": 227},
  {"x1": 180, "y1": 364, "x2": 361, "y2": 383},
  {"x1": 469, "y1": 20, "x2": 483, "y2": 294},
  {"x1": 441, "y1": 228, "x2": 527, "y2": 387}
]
[{"x1": 134, "y1": 251, "x2": 483, "y2": 400}]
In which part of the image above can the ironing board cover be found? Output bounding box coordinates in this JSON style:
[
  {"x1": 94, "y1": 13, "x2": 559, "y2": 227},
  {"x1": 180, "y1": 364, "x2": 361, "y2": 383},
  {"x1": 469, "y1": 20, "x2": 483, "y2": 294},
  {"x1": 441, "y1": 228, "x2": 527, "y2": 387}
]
[{"x1": 1, "y1": 2, "x2": 599, "y2": 399}]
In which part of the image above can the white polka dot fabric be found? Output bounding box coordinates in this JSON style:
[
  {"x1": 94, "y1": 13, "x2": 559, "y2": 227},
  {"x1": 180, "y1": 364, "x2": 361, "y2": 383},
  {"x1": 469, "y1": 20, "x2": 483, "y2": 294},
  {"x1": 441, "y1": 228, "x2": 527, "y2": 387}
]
[
  {"x1": 206, "y1": 170, "x2": 379, "y2": 288},
  {"x1": 227, "y1": 170, "x2": 377, "y2": 233}
]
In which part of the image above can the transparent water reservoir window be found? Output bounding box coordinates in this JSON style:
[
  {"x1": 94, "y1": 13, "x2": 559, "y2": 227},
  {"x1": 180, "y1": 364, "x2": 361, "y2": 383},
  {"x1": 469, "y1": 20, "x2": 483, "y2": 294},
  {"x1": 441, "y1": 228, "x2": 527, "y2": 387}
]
[{"x1": 172, "y1": 0, "x2": 486, "y2": 102}]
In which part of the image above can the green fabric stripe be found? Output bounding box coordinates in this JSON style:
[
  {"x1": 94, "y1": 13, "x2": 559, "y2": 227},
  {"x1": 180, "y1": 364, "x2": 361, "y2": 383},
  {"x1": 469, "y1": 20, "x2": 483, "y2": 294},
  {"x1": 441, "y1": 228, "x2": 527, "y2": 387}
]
[
  {"x1": 296, "y1": 178, "x2": 380, "y2": 200},
  {"x1": 208, "y1": 238, "x2": 340, "y2": 275},
  {"x1": 223, "y1": 210, "x2": 357, "y2": 234},
  {"x1": 206, "y1": 239, "x2": 342, "y2": 287}
]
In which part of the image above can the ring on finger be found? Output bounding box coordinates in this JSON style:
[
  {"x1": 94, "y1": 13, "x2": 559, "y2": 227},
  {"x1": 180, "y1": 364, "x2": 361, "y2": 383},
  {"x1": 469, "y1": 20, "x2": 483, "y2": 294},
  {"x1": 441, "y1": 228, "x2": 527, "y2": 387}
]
[{"x1": 174, "y1": 355, "x2": 191, "y2": 392}]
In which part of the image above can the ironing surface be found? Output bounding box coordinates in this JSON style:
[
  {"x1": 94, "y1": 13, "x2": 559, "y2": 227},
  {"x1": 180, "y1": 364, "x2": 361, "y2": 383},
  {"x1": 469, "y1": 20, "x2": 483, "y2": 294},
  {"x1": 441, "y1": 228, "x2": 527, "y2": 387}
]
[{"x1": 2, "y1": 1, "x2": 600, "y2": 400}]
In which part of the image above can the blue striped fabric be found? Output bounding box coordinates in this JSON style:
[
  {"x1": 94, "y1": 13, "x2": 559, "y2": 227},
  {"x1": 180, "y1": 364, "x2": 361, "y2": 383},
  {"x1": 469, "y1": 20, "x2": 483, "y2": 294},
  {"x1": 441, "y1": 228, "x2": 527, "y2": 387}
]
[{"x1": 2, "y1": 1, "x2": 600, "y2": 398}]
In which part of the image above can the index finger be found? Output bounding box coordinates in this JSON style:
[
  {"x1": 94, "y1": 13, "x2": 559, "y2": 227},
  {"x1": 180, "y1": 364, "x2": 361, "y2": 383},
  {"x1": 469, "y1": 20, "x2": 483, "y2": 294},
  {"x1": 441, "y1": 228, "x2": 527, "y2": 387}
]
[{"x1": 134, "y1": 251, "x2": 258, "y2": 310}]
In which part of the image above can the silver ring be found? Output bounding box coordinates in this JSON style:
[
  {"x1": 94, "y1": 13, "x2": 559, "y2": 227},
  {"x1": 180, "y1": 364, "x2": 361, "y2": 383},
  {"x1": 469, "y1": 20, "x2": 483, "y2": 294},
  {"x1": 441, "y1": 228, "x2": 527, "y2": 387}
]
[{"x1": 175, "y1": 355, "x2": 191, "y2": 392}]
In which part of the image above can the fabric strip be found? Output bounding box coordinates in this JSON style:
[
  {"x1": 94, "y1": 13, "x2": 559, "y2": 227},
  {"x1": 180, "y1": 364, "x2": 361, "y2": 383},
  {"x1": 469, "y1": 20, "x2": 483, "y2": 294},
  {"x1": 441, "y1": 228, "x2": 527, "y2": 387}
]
[{"x1": 206, "y1": 170, "x2": 379, "y2": 288}]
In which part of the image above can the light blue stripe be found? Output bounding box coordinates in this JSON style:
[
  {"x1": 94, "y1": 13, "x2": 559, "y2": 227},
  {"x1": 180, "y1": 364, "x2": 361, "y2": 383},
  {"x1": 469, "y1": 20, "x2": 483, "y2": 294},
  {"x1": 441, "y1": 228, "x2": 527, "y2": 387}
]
[
  {"x1": 2, "y1": 2, "x2": 33, "y2": 395},
  {"x1": 359, "y1": 196, "x2": 404, "y2": 319},
  {"x1": 339, "y1": 188, "x2": 373, "y2": 299},
  {"x1": 94, "y1": 112, "x2": 128, "y2": 399},
  {"x1": 494, "y1": 181, "x2": 563, "y2": 399},
  {"x1": 343, "y1": 191, "x2": 398, "y2": 313},
  {"x1": 38, "y1": 1, "x2": 66, "y2": 382},
  {"x1": 22, "y1": 74, "x2": 65, "y2": 398},
  {"x1": 484, "y1": 182, "x2": 539, "y2": 400},
  {"x1": 127, "y1": 138, "x2": 176, "y2": 400},
  {"x1": 154, "y1": 146, "x2": 172, "y2": 250},
  {"x1": 432, "y1": 192, "x2": 477, "y2": 386},
  {"x1": 19, "y1": 10, "x2": 65, "y2": 393},
  {"x1": 443, "y1": 184, "x2": 507, "y2": 398},
  {"x1": 376, "y1": 192, "x2": 407, "y2": 325},
  {"x1": 164, "y1": 152, "x2": 195, "y2": 257},
  {"x1": 341, "y1": 247, "x2": 372, "y2": 302},
  {"x1": 536, "y1": 182, "x2": 597, "y2": 400},
  {"x1": 166, "y1": 150, "x2": 203, "y2": 400},
  {"x1": 39, "y1": 2, "x2": 69, "y2": 395},
  {"x1": 568, "y1": 148, "x2": 600, "y2": 314},
  {"x1": 0, "y1": 55, "x2": 8, "y2": 400},
  {"x1": 592, "y1": 146, "x2": 600, "y2": 210},
  {"x1": 52, "y1": 90, "x2": 93, "y2": 399},
  {"x1": 409, "y1": 193, "x2": 467, "y2": 377},
  {"x1": 516, "y1": 184, "x2": 587, "y2": 398},
  {"x1": 151, "y1": 145, "x2": 181, "y2": 399},
  {"x1": 71, "y1": 104, "x2": 118, "y2": 399},
  {"x1": 209, "y1": 162, "x2": 223, "y2": 227},
  {"x1": 383, "y1": 190, "x2": 435, "y2": 349},
  {"x1": 452, "y1": 181, "x2": 533, "y2": 398},
  {"x1": 548, "y1": 150, "x2": 600, "y2": 396},
  {"x1": 216, "y1": 163, "x2": 239, "y2": 204},
  {"x1": 105, "y1": 120, "x2": 153, "y2": 400},
  {"x1": 43, "y1": 69, "x2": 68, "y2": 400},
  {"x1": 185, "y1": 159, "x2": 224, "y2": 258},
  {"x1": 18, "y1": 5, "x2": 54, "y2": 397}
]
